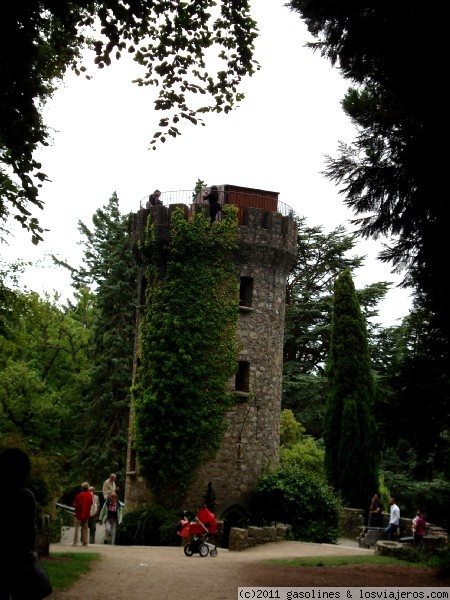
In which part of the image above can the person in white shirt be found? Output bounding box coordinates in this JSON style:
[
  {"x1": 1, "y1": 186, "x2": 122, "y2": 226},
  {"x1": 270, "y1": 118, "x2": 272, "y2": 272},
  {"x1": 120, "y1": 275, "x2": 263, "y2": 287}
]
[{"x1": 384, "y1": 496, "x2": 400, "y2": 540}]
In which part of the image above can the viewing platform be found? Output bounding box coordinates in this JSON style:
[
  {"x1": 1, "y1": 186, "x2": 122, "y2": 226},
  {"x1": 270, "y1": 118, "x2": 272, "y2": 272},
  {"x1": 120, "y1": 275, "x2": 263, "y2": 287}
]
[{"x1": 138, "y1": 184, "x2": 294, "y2": 225}]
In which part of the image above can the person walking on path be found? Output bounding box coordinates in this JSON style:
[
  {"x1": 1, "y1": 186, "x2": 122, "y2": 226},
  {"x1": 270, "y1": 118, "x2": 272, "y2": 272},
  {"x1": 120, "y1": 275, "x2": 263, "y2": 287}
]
[
  {"x1": 384, "y1": 496, "x2": 400, "y2": 540},
  {"x1": 88, "y1": 486, "x2": 100, "y2": 544},
  {"x1": 99, "y1": 491, "x2": 123, "y2": 545},
  {"x1": 102, "y1": 473, "x2": 117, "y2": 500},
  {"x1": 73, "y1": 482, "x2": 93, "y2": 546}
]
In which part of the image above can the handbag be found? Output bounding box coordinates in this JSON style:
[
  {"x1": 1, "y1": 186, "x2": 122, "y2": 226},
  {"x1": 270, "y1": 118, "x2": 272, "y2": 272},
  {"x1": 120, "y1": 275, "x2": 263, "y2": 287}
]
[{"x1": 12, "y1": 552, "x2": 53, "y2": 600}]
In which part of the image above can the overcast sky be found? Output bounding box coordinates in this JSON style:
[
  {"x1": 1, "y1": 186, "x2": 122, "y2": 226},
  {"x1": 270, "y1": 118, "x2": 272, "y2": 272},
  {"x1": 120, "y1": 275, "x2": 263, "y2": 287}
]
[{"x1": 1, "y1": 0, "x2": 412, "y2": 326}]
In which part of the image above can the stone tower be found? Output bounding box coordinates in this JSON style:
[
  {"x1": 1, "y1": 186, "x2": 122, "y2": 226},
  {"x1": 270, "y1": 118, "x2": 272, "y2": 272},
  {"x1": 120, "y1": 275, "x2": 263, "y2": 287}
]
[{"x1": 125, "y1": 184, "x2": 297, "y2": 527}]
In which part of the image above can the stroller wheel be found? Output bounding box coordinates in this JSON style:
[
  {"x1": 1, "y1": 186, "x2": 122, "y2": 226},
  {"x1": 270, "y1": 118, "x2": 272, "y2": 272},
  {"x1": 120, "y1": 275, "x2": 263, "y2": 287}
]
[
  {"x1": 184, "y1": 543, "x2": 194, "y2": 557},
  {"x1": 198, "y1": 543, "x2": 209, "y2": 557},
  {"x1": 209, "y1": 548, "x2": 218, "y2": 557}
]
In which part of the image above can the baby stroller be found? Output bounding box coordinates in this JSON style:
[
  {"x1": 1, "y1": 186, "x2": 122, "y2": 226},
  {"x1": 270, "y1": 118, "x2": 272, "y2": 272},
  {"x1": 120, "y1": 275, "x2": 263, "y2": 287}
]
[{"x1": 176, "y1": 507, "x2": 219, "y2": 557}]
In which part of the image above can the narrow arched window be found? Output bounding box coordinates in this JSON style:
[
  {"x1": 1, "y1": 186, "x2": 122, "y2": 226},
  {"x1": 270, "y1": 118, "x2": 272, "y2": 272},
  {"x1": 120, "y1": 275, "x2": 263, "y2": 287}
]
[
  {"x1": 239, "y1": 276, "x2": 253, "y2": 307},
  {"x1": 235, "y1": 361, "x2": 250, "y2": 392}
]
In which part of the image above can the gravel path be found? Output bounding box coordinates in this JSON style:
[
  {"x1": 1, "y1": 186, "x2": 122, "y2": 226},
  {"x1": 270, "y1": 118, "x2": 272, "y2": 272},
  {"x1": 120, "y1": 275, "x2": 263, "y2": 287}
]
[{"x1": 48, "y1": 536, "x2": 373, "y2": 600}]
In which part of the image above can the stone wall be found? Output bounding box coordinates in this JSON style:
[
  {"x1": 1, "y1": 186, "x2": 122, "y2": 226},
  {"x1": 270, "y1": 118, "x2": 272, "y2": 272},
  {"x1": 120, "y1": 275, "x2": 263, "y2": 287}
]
[
  {"x1": 125, "y1": 201, "x2": 297, "y2": 517},
  {"x1": 188, "y1": 209, "x2": 297, "y2": 512},
  {"x1": 228, "y1": 524, "x2": 292, "y2": 551}
]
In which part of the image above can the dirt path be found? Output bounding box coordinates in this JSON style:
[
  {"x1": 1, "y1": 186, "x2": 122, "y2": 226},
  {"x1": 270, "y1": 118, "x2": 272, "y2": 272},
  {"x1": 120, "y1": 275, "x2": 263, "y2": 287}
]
[{"x1": 47, "y1": 538, "x2": 449, "y2": 599}]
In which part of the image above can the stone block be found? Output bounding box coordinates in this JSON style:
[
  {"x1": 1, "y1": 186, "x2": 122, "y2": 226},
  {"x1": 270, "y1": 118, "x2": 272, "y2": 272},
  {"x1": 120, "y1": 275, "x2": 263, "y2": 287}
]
[
  {"x1": 263, "y1": 526, "x2": 277, "y2": 541},
  {"x1": 358, "y1": 528, "x2": 386, "y2": 548},
  {"x1": 276, "y1": 525, "x2": 289, "y2": 539},
  {"x1": 228, "y1": 527, "x2": 249, "y2": 551}
]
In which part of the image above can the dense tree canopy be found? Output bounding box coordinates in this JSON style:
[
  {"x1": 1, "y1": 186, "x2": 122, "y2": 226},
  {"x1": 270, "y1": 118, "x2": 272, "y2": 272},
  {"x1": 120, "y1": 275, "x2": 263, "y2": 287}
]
[
  {"x1": 0, "y1": 0, "x2": 258, "y2": 241},
  {"x1": 288, "y1": 0, "x2": 448, "y2": 358},
  {"x1": 0, "y1": 286, "x2": 92, "y2": 459},
  {"x1": 282, "y1": 216, "x2": 390, "y2": 438},
  {"x1": 55, "y1": 193, "x2": 137, "y2": 484},
  {"x1": 376, "y1": 300, "x2": 450, "y2": 482}
]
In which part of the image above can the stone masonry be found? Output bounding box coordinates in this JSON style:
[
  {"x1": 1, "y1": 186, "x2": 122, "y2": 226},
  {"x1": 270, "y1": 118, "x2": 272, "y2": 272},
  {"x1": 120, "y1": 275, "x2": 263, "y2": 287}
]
[{"x1": 125, "y1": 190, "x2": 297, "y2": 522}]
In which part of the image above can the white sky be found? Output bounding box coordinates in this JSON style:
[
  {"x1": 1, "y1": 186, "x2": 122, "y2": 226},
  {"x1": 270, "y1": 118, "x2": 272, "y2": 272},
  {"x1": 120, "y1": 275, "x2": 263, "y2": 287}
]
[{"x1": 1, "y1": 0, "x2": 412, "y2": 326}]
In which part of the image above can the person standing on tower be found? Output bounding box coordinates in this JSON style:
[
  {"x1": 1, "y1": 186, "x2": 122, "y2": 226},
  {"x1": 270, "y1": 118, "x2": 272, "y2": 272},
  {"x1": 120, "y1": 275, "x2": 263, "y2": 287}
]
[{"x1": 203, "y1": 185, "x2": 221, "y2": 222}]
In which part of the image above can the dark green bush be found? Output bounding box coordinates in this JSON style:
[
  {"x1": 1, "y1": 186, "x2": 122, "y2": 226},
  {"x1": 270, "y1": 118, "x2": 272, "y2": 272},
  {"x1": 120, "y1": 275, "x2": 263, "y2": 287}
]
[
  {"x1": 381, "y1": 471, "x2": 450, "y2": 530},
  {"x1": 423, "y1": 538, "x2": 450, "y2": 574},
  {"x1": 116, "y1": 503, "x2": 180, "y2": 546},
  {"x1": 250, "y1": 466, "x2": 343, "y2": 543}
]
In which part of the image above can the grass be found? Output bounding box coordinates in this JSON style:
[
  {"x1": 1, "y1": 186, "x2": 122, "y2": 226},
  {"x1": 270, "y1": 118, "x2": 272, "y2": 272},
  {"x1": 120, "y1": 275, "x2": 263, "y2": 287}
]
[
  {"x1": 40, "y1": 552, "x2": 101, "y2": 591},
  {"x1": 262, "y1": 555, "x2": 419, "y2": 568}
]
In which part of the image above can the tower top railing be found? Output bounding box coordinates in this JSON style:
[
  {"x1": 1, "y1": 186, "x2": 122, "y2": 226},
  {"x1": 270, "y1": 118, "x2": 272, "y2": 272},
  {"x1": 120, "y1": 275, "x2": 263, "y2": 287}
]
[{"x1": 138, "y1": 188, "x2": 294, "y2": 219}]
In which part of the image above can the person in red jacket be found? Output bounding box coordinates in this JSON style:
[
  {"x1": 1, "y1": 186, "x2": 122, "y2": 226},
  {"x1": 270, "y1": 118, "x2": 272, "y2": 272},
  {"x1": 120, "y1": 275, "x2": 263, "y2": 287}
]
[{"x1": 72, "y1": 482, "x2": 93, "y2": 546}]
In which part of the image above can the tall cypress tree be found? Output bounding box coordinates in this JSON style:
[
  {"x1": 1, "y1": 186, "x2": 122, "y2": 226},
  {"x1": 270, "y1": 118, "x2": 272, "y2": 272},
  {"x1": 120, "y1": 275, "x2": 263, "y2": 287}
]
[{"x1": 324, "y1": 268, "x2": 379, "y2": 509}]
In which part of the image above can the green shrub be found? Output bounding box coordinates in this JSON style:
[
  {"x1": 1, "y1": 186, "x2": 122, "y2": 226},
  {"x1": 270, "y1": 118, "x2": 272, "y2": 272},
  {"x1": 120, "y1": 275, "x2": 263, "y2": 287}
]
[
  {"x1": 381, "y1": 471, "x2": 450, "y2": 530},
  {"x1": 116, "y1": 503, "x2": 180, "y2": 546},
  {"x1": 424, "y1": 539, "x2": 450, "y2": 574},
  {"x1": 250, "y1": 466, "x2": 343, "y2": 543},
  {"x1": 280, "y1": 437, "x2": 325, "y2": 477}
]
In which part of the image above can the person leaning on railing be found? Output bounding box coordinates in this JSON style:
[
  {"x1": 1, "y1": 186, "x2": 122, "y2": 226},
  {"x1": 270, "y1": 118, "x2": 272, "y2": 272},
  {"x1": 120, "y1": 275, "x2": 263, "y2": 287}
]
[{"x1": 146, "y1": 189, "x2": 162, "y2": 207}]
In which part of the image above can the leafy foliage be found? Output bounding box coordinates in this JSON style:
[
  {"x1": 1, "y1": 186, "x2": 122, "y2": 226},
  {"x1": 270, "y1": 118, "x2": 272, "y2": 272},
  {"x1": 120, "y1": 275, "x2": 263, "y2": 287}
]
[
  {"x1": 324, "y1": 268, "x2": 379, "y2": 509},
  {"x1": 280, "y1": 409, "x2": 304, "y2": 448},
  {"x1": 282, "y1": 217, "x2": 390, "y2": 439},
  {"x1": 0, "y1": 1, "x2": 258, "y2": 240},
  {"x1": 279, "y1": 410, "x2": 325, "y2": 478},
  {"x1": 280, "y1": 439, "x2": 325, "y2": 480},
  {"x1": 192, "y1": 178, "x2": 207, "y2": 202},
  {"x1": 0, "y1": 289, "x2": 91, "y2": 455},
  {"x1": 381, "y1": 469, "x2": 450, "y2": 533},
  {"x1": 425, "y1": 539, "x2": 450, "y2": 575},
  {"x1": 250, "y1": 466, "x2": 343, "y2": 543},
  {"x1": 369, "y1": 294, "x2": 450, "y2": 504},
  {"x1": 288, "y1": 0, "x2": 448, "y2": 406},
  {"x1": 116, "y1": 503, "x2": 179, "y2": 546},
  {"x1": 133, "y1": 205, "x2": 239, "y2": 507}
]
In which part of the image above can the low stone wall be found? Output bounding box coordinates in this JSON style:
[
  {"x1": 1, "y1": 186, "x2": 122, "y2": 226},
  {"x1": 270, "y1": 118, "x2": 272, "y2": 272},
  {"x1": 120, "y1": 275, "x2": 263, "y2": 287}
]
[
  {"x1": 342, "y1": 508, "x2": 365, "y2": 538},
  {"x1": 225, "y1": 511, "x2": 448, "y2": 553},
  {"x1": 375, "y1": 533, "x2": 448, "y2": 561},
  {"x1": 357, "y1": 519, "x2": 448, "y2": 550},
  {"x1": 228, "y1": 524, "x2": 291, "y2": 551}
]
